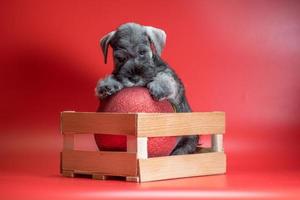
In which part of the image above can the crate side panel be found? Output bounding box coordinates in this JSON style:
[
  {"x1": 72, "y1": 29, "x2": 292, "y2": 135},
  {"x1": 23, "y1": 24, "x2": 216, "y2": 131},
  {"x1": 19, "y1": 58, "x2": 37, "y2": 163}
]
[
  {"x1": 137, "y1": 112, "x2": 225, "y2": 137},
  {"x1": 139, "y1": 152, "x2": 226, "y2": 182},
  {"x1": 62, "y1": 150, "x2": 137, "y2": 176},
  {"x1": 61, "y1": 112, "x2": 136, "y2": 135}
]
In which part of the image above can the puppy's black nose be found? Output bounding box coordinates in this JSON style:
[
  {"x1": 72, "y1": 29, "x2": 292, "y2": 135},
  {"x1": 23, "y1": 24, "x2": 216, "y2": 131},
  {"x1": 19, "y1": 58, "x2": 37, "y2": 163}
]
[
  {"x1": 129, "y1": 76, "x2": 140, "y2": 83},
  {"x1": 133, "y1": 65, "x2": 143, "y2": 74}
]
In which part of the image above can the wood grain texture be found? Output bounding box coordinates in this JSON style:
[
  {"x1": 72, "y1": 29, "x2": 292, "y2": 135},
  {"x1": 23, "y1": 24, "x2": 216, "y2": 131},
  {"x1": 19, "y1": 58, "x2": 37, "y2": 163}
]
[
  {"x1": 62, "y1": 170, "x2": 74, "y2": 178},
  {"x1": 61, "y1": 112, "x2": 137, "y2": 135},
  {"x1": 127, "y1": 136, "x2": 148, "y2": 159},
  {"x1": 212, "y1": 134, "x2": 224, "y2": 152},
  {"x1": 138, "y1": 152, "x2": 226, "y2": 182},
  {"x1": 92, "y1": 174, "x2": 107, "y2": 180},
  {"x1": 137, "y1": 112, "x2": 225, "y2": 137},
  {"x1": 126, "y1": 176, "x2": 140, "y2": 182},
  {"x1": 63, "y1": 134, "x2": 74, "y2": 150},
  {"x1": 62, "y1": 150, "x2": 137, "y2": 176}
]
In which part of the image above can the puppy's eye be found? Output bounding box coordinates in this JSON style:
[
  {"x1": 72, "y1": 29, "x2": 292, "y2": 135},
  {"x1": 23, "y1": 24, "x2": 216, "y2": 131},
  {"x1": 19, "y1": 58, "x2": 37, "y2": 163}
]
[{"x1": 138, "y1": 50, "x2": 146, "y2": 56}]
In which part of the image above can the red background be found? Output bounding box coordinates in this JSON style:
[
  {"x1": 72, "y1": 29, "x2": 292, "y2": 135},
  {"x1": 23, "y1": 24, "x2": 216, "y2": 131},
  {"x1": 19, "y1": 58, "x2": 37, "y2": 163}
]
[{"x1": 1, "y1": 0, "x2": 300, "y2": 199}]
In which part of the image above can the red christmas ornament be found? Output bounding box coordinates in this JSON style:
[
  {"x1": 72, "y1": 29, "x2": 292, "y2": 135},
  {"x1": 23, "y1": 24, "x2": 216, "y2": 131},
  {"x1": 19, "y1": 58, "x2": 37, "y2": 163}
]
[{"x1": 94, "y1": 87, "x2": 178, "y2": 157}]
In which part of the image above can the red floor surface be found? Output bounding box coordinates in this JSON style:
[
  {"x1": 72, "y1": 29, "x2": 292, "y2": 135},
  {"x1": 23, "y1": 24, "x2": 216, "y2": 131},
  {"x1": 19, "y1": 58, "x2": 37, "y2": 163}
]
[{"x1": 1, "y1": 127, "x2": 300, "y2": 200}]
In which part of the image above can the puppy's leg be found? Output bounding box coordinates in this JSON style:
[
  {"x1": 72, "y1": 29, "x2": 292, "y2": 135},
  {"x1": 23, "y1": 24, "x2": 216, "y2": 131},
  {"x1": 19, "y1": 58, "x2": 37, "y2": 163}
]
[
  {"x1": 171, "y1": 135, "x2": 199, "y2": 155},
  {"x1": 95, "y1": 75, "x2": 124, "y2": 99},
  {"x1": 147, "y1": 70, "x2": 199, "y2": 155},
  {"x1": 147, "y1": 70, "x2": 179, "y2": 103},
  {"x1": 171, "y1": 95, "x2": 199, "y2": 155}
]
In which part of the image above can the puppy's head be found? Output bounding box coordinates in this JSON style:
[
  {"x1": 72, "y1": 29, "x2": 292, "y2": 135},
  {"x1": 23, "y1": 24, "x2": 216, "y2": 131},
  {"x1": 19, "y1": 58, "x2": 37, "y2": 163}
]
[{"x1": 100, "y1": 22, "x2": 166, "y2": 87}]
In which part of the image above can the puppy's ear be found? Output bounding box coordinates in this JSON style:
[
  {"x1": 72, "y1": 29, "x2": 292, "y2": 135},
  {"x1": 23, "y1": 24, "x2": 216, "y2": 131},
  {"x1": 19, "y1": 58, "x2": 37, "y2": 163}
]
[
  {"x1": 100, "y1": 31, "x2": 116, "y2": 64},
  {"x1": 145, "y1": 26, "x2": 166, "y2": 56}
]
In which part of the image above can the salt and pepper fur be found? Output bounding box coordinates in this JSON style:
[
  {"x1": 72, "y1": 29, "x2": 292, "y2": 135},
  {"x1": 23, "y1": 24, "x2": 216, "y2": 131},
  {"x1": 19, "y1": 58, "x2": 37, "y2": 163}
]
[{"x1": 96, "y1": 22, "x2": 198, "y2": 155}]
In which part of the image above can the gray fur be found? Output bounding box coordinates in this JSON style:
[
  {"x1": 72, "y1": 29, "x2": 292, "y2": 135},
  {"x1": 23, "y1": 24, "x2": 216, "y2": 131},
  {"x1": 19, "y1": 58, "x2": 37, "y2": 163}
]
[
  {"x1": 96, "y1": 22, "x2": 198, "y2": 155},
  {"x1": 95, "y1": 75, "x2": 123, "y2": 99},
  {"x1": 100, "y1": 31, "x2": 116, "y2": 64},
  {"x1": 148, "y1": 69, "x2": 179, "y2": 103},
  {"x1": 144, "y1": 26, "x2": 166, "y2": 55}
]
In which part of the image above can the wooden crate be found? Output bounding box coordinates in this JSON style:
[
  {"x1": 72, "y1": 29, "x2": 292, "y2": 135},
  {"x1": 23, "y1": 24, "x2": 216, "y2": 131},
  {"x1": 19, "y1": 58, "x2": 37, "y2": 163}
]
[{"x1": 60, "y1": 111, "x2": 226, "y2": 182}]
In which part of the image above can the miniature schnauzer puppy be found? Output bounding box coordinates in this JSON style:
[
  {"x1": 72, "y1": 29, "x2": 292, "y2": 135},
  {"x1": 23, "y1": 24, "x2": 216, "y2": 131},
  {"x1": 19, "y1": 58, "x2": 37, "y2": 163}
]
[{"x1": 95, "y1": 22, "x2": 198, "y2": 155}]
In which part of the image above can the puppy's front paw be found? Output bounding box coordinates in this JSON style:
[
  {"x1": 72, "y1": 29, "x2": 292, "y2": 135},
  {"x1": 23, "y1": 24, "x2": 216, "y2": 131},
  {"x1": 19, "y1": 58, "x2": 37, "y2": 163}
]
[
  {"x1": 147, "y1": 81, "x2": 170, "y2": 101},
  {"x1": 96, "y1": 76, "x2": 123, "y2": 100}
]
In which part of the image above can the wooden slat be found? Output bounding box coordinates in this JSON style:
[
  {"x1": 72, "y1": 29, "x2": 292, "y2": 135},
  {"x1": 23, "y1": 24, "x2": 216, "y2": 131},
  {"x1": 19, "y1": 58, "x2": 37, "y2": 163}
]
[
  {"x1": 92, "y1": 174, "x2": 108, "y2": 180},
  {"x1": 61, "y1": 112, "x2": 137, "y2": 135},
  {"x1": 139, "y1": 152, "x2": 226, "y2": 182},
  {"x1": 212, "y1": 134, "x2": 224, "y2": 152},
  {"x1": 63, "y1": 134, "x2": 74, "y2": 150},
  {"x1": 137, "y1": 112, "x2": 225, "y2": 137},
  {"x1": 62, "y1": 150, "x2": 137, "y2": 176},
  {"x1": 127, "y1": 136, "x2": 148, "y2": 159},
  {"x1": 126, "y1": 176, "x2": 140, "y2": 182},
  {"x1": 62, "y1": 170, "x2": 74, "y2": 178}
]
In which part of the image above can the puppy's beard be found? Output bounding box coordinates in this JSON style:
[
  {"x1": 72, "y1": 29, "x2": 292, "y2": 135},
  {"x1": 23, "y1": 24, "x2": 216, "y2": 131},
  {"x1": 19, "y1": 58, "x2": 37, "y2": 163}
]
[{"x1": 121, "y1": 78, "x2": 146, "y2": 87}]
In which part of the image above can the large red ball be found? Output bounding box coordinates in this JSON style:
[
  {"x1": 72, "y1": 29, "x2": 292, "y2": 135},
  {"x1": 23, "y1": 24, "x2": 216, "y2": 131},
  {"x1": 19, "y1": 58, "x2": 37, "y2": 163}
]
[{"x1": 94, "y1": 87, "x2": 178, "y2": 157}]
